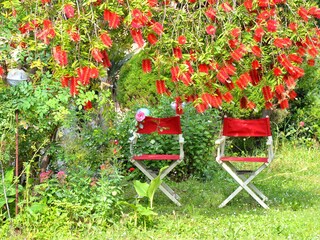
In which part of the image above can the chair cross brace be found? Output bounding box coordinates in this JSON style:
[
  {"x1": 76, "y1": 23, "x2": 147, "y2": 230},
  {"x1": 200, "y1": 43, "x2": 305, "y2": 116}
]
[
  {"x1": 219, "y1": 161, "x2": 269, "y2": 209},
  {"x1": 131, "y1": 160, "x2": 181, "y2": 206}
]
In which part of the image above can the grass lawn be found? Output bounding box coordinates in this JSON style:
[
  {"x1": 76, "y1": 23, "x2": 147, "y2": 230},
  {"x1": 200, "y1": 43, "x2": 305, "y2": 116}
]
[
  {"x1": 102, "y1": 144, "x2": 320, "y2": 240},
  {"x1": 2, "y1": 144, "x2": 320, "y2": 239}
]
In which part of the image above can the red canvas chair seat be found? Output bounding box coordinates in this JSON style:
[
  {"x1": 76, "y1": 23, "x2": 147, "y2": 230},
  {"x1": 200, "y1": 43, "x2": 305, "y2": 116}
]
[
  {"x1": 133, "y1": 154, "x2": 180, "y2": 161},
  {"x1": 215, "y1": 117, "x2": 274, "y2": 209},
  {"x1": 220, "y1": 156, "x2": 269, "y2": 163},
  {"x1": 130, "y1": 116, "x2": 184, "y2": 206}
]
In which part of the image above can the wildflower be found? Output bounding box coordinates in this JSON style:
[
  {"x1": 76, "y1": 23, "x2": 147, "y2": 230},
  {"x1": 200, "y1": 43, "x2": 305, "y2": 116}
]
[
  {"x1": 40, "y1": 170, "x2": 52, "y2": 183},
  {"x1": 299, "y1": 121, "x2": 305, "y2": 127},
  {"x1": 135, "y1": 111, "x2": 146, "y2": 122},
  {"x1": 84, "y1": 101, "x2": 92, "y2": 110},
  {"x1": 56, "y1": 171, "x2": 66, "y2": 181},
  {"x1": 129, "y1": 167, "x2": 135, "y2": 172}
]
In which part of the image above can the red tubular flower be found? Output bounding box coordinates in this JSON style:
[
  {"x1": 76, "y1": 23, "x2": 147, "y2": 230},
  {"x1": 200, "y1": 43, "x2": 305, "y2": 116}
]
[
  {"x1": 198, "y1": 64, "x2": 209, "y2": 74},
  {"x1": 90, "y1": 67, "x2": 99, "y2": 78},
  {"x1": 244, "y1": 0, "x2": 253, "y2": 11},
  {"x1": 224, "y1": 64, "x2": 236, "y2": 76},
  {"x1": 289, "y1": 22, "x2": 298, "y2": 31},
  {"x1": 179, "y1": 72, "x2": 192, "y2": 86},
  {"x1": 104, "y1": 10, "x2": 121, "y2": 29},
  {"x1": 249, "y1": 69, "x2": 262, "y2": 86},
  {"x1": 68, "y1": 31, "x2": 80, "y2": 42},
  {"x1": 101, "y1": 50, "x2": 112, "y2": 68},
  {"x1": 222, "y1": 92, "x2": 233, "y2": 103},
  {"x1": 206, "y1": 25, "x2": 216, "y2": 35},
  {"x1": 142, "y1": 59, "x2": 152, "y2": 73},
  {"x1": 70, "y1": 77, "x2": 79, "y2": 96},
  {"x1": 216, "y1": 70, "x2": 229, "y2": 84},
  {"x1": 100, "y1": 32, "x2": 113, "y2": 48},
  {"x1": 91, "y1": 48, "x2": 104, "y2": 62},
  {"x1": 148, "y1": 0, "x2": 158, "y2": 7},
  {"x1": 221, "y1": 2, "x2": 232, "y2": 12},
  {"x1": 130, "y1": 29, "x2": 144, "y2": 48},
  {"x1": 205, "y1": 7, "x2": 216, "y2": 20},
  {"x1": 251, "y1": 60, "x2": 261, "y2": 69},
  {"x1": 307, "y1": 59, "x2": 315, "y2": 66},
  {"x1": 284, "y1": 75, "x2": 296, "y2": 88},
  {"x1": 77, "y1": 67, "x2": 91, "y2": 85},
  {"x1": 60, "y1": 76, "x2": 71, "y2": 87},
  {"x1": 171, "y1": 66, "x2": 180, "y2": 82},
  {"x1": 0, "y1": 66, "x2": 3, "y2": 76},
  {"x1": 279, "y1": 99, "x2": 289, "y2": 109},
  {"x1": 298, "y1": 7, "x2": 309, "y2": 22},
  {"x1": 231, "y1": 48, "x2": 244, "y2": 61},
  {"x1": 175, "y1": 97, "x2": 184, "y2": 115},
  {"x1": 258, "y1": 0, "x2": 269, "y2": 8},
  {"x1": 265, "y1": 101, "x2": 273, "y2": 109},
  {"x1": 247, "y1": 101, "x2": 256, "y2": 110},
  {"x1": 267, "y1": 20, "x2": 278, "y2": 32},
  {"x1": 273, "y1": 67, "x2": 282, "y2": 76},
  {"x1": 308, "y1": 47, "x2": 318, "y2": 57},
  {"x1": 41, "y1": 0, "x2": 50, "y2": 4},
  {"x1": 275, "y1": 84, "x2": 285, "y2": 97},
  {"x1": 240, "y1": 96, "x2": 248, "y2": 109},
  {"x1": 228, "y1": 39, "x2": 238, "y2": 49},
  {"x1": 262, "y1": 86, "x2": 273, "y2": 101},
  {"x1": 254, "y1": 27, "x2": 265, "y2": 42},
  {"x1": 84, "y1": 101, "x2": 92, "y2": 110},
  {"x1": 173, "y1": 47, "x2": 183, "y2": 59},
  {"x1": 53, "y1": 46, "x2": 68, "y2": 66},
  {"x1": 64, "y1": 4, "x2": 75, "y2": 19},
  {"x1": 152, "y1": 22, "x2": 164, "y2": 35},
  {"x1": 289, "y1": 54, "x2": 303, "y2": 64},
  {"x1": 185, "y1": 61, "x2": 194, "y2": 73},
  {"x1": 156, "y1": 80, "x2": 167, "y2": 94},
  {"x1": 224, "y1": 81, "x2": 235, "y2": 91},
  {"x1": 230, "y1": 28, "x2": 241, "y2": 38},
  {"x1": 178, "y1": 35, "x2": 187, "y2": 45},
  {"x1": 236, "y1": 73, "x2": 251, "y2": 90},
  {"x1": 288, "y1": 90, "x2": 297, "y2": 100},
  {"x1": 252, "y1": 46, "x2": 262, "y2": 57},
  {"x1": 147, "y1": 33, "x2": 158, "y2": 45},
  {"x1": 195, "y1": 103, "x2": 208, "y2": 113}
]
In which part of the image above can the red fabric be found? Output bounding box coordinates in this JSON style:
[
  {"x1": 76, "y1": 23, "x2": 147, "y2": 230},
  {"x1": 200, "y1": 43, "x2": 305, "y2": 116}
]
[
  {"x1": 133, "y1": 154, "x2": 180, "y2": 161},
  {"x1": 223, "y1": 117, "x2": 271, "y2": 137},
  {"x1": 220, "y1": 156, "x2": 268, "y2": 163},
  {"x1": 137, "y1": 116, "x2": 182, "y2": 134}
]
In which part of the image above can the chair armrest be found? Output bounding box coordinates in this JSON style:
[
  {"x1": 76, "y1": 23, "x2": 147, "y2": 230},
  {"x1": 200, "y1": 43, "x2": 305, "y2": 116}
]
[
  {"x1": 266, "y1": 136, "x2": 273, "y2": 145},
  {"x1": 179, "y1": 134, "x2": 185, "y2": 144},
  {"x1": 215, "y1": 136, "x2": 226, "y2": 145},
  {"x1": 129, "y1": 132, "x2": 138, "y2": 144}
]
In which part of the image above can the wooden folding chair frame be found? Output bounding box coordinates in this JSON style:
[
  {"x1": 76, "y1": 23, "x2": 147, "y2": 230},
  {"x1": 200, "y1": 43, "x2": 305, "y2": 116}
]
[
  {"x1": 215, "y1": 117, "x2": 274, "y2": 209},
  {"x1": 129, "y1": 116, "x2": 184, "y2": 206}
]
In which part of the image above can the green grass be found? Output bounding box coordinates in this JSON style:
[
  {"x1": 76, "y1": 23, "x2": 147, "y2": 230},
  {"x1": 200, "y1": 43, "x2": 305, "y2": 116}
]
[{"x1": 2, "y1": 144, "x2": 320, "y2": 239}]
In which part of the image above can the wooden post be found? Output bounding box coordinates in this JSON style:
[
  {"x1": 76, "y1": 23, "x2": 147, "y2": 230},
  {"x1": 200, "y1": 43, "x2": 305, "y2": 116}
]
[{"x1": 15, "y1": 110, "x2": 19, "y2": 215}]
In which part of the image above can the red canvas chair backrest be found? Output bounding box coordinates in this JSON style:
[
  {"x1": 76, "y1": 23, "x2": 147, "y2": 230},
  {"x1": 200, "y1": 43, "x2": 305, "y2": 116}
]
[
  {"x1": 136, "y1": 116, "x2": 182, "y2": 135},
  {"x1": 223, "y1": 117, "x2": 271, "y2": 137}
]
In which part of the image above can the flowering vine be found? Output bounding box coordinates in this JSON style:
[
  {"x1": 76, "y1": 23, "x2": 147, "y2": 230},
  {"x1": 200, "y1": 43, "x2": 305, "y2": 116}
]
[{"x1": 1, "y1": 0, "x2": 320, "y2": 113}]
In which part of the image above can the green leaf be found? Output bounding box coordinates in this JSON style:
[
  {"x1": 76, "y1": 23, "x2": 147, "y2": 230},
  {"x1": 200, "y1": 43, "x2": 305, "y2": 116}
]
[
  {"x1": 147, "y1": 166, "x2": 168, "y2": 209},
  {"x1": 133, "y1": 180, "x2": 149, "y2": 198}
]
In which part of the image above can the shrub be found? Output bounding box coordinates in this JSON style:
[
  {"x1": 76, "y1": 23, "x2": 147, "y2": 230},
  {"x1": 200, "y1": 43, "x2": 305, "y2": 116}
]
[
  {"x1": 117, "y1": 51, "x2": 162, "y2": 109},
  {"x1": 116, "y1": 96, "x2": 221, "y2": 181}
]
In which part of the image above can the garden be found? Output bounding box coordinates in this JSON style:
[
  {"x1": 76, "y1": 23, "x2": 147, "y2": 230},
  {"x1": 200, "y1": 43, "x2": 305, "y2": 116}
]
[{"x1": 0, "y1": 0, "x2": 320, "y2": 239}]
